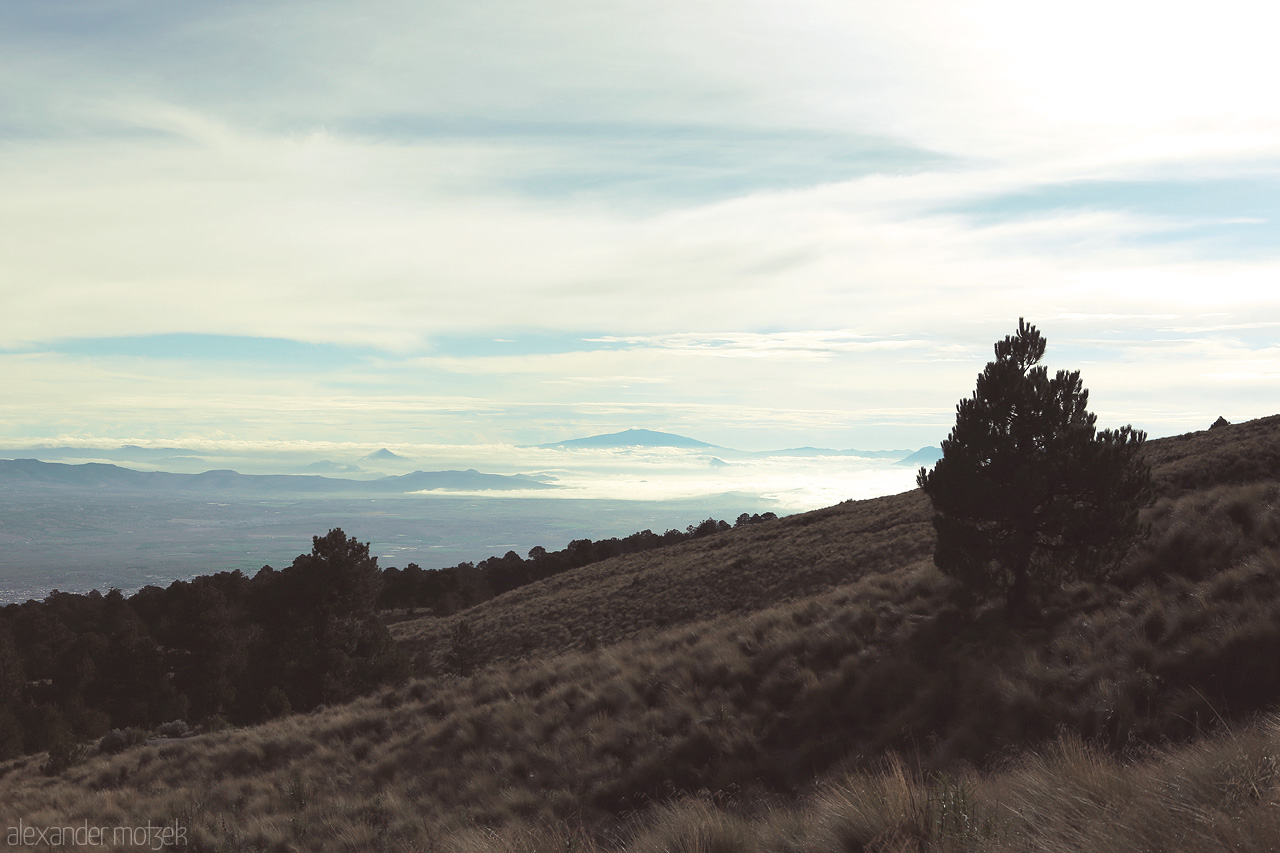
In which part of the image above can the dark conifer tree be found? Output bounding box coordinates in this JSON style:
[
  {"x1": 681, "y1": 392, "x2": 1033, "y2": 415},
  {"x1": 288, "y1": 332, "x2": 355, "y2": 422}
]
[
  {"x1": 917, "y1": 319, "x2": 1153, "y2": 615},
  {"x1": 269, "y1": 529, "x2": 405, "y2": 708}
]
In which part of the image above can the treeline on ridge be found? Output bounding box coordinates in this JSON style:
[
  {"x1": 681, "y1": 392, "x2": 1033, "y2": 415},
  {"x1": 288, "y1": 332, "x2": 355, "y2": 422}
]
[
  {"x1": 378, "y1": 511, "x2": 777, "y2": 613},
  {"x1": 0, "y1": 512, "x2": 771, "y2": 763}
]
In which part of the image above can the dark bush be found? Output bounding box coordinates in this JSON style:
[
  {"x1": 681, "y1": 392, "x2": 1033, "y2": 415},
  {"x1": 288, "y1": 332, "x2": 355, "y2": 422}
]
[
  {"x1": 155, "y1": 719, "x2": 190, "y2": 738},
  {"x1": 98, "y1": 727, "x2": 146, "y2": 754}
]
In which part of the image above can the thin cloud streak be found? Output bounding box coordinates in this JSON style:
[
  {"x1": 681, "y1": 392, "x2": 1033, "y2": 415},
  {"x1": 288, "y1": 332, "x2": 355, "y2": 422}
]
[{"x1": 1, "y1": 0, "x2": 1278, "y2": 459}]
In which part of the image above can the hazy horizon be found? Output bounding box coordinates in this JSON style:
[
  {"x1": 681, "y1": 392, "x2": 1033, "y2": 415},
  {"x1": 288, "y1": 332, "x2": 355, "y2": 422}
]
[
  {"x1": 0, "y1": 428, "x2": 923, "y2": 601},
  {"x1": 0, "y1": 430, "x2": 927, "y2": 510}
]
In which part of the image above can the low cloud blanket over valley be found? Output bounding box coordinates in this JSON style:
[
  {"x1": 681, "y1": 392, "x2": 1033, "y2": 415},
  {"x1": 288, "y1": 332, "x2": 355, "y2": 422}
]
[{"x1": 0, "y1": 430, "x2": 921, "y2": 602}]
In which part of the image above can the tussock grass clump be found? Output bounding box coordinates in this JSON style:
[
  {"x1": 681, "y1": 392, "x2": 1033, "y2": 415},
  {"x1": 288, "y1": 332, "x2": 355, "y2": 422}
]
[
  {"x1": 97, "y1": 727, "x2": 147, "y2": 755},
  {"x1": 457, "y1": 720, "x2": 1280, "y2": 852},
  {"x1": 1123, "y1": 480, "x2": 1280, "y2": 583},
  {"x1": 154, "y1": 719, "x2": 190, "y2": 739}
]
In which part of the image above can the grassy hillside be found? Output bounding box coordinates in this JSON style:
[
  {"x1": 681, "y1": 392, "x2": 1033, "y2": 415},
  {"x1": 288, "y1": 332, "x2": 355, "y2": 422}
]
[
  {"x1": 390, "y1": 413, "x2": 1280, "y2": 674},
  {"x1": 467, "y1": 719, "x2": 1280, "y2": 852},
  {"x1": 1142, "y1": 412, "x2": 1280, "y2": 494},
  {"x1": 390, "y1": 487, "x2": 934, "y2": 672},
  {"x1": 2, "y1": 415, "x2": 1279, "y2": 851}
]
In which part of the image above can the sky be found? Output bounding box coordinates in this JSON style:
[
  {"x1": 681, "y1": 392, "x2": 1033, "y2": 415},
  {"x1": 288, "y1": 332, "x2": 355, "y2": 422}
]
[{"x1": 3, "y1": 0, "x2": 1278, "y2": 457}]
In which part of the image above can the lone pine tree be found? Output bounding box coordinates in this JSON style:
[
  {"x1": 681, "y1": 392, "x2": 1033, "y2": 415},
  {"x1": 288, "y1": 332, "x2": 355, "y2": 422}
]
[{"x1": 917, "y1": 319, "x2": 1152, "y2": 615}]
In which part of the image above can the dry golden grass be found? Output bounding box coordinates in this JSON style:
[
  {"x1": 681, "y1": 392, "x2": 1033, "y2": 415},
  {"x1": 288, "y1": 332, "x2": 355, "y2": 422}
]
[
  {"x1": 1142, "y1": 412, "x2": 1280, "y2": 495},
  {"x1": 391, "y1": 489, "x2": 934, "y2": 673},
  {"x1": 2, "y1": 414, "x2": 1279, "y2": 851},
  {"x1": 389, "y1": 414, "x2": 1280, "y2": 678},
  {"x1": 450, "y1": 718, "x2": 1280, "y2": 853}
]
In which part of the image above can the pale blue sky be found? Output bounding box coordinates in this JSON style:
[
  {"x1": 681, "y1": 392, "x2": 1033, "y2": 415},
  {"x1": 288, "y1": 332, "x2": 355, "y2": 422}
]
[{"x1": 2, "y1": 0, "x2": 1278, "y2": 454}]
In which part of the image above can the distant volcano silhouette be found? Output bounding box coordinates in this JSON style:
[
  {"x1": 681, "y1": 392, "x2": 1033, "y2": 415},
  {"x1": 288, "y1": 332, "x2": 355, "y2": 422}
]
[
  {"x1": 363, "y1": 448, "x2": 408, "y2": 461},
  {"x1": 537, "y1": 429, "x2": 720, "y2": 450}
]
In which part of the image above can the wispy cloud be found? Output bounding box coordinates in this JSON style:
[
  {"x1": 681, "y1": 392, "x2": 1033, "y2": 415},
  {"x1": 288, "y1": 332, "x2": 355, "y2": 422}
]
[
  {"x1": 587, "y1": 331, "x2": 931, "y2": 361},
  {"x1": 2, "y1": 0, "x2": 1278, "y2": 456}
]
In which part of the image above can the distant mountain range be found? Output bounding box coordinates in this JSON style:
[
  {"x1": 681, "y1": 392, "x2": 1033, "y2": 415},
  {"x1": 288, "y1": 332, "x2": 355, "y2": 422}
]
[
  {"x1": 0, "y1": 444, "x2": 210, "y2": 469},
  {"x1": 0, "y1": 459, "x2": 556, "y2": 494},
  {"x1": 0, "y1": 432, "x2": 943, "y2": 488},
  {"x1": 299, "y1": 460, "x2": 362, "y2": 474},
  {"x1": 535, "y1": 428, "x2": 936, "y2": 465}
]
